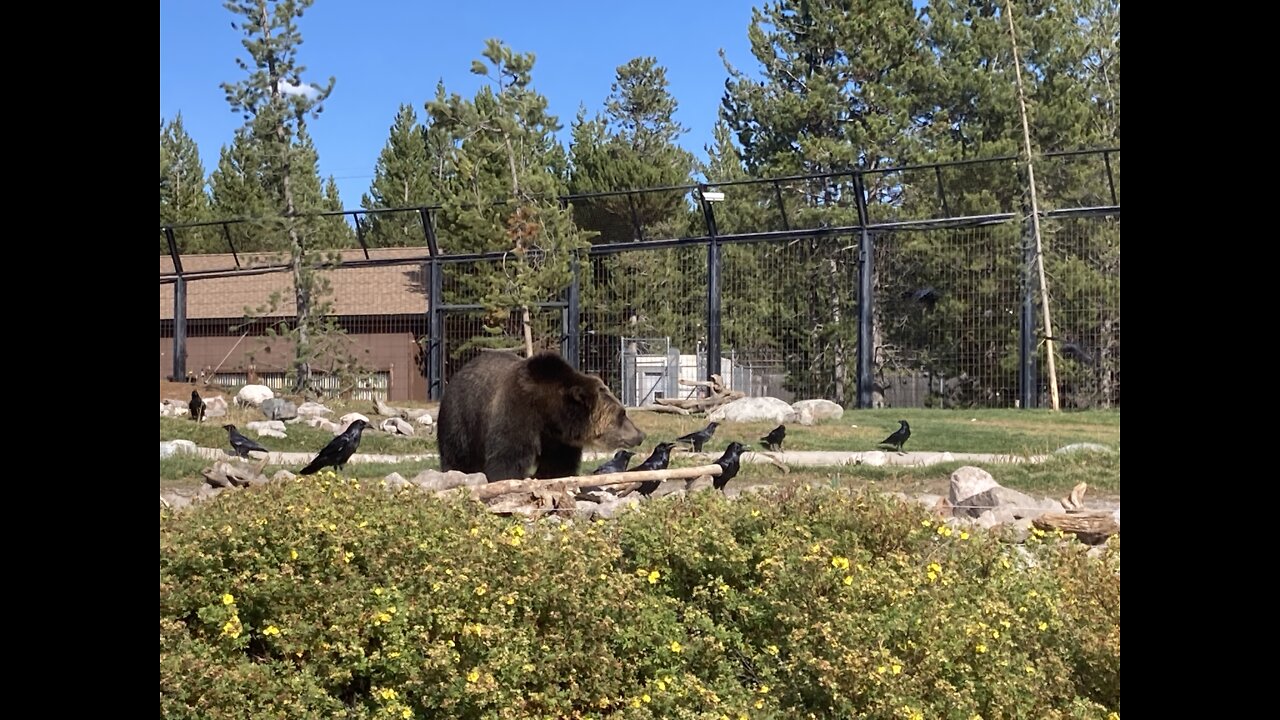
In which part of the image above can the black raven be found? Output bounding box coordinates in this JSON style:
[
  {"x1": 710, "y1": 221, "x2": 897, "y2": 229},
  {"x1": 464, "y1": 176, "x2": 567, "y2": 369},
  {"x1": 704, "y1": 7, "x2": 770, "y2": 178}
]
[
  {"x1": 760, "y1": 424, "x2": 786, "y2": 452},
  {"x1": 300, "y1": 419, "x2": 370, "y2": 475},
  {"x1": 631, "y1": 442, "x2": 677, "y2": 497},
  {"x1": 575, "y1": 450, "x2": 637, "y2": 498},
  {"x1": 676, "y1": 422, "x2": 719, "y2": 452},
  {"x1": 712, "y1": 441, "x2": 748, "y2": 492},
  {"x1": 222, "y1": 424, "x2": 269, "y2": 459},
  {"x1": 592, "y1": 450, "x2": 636, "y2": 475},
  {"x1": 189, "y1": 390, "x2": 207, "y2": 423},
  {"x1": 879, "y1": 420, "x2": 911, "y2": 453}
]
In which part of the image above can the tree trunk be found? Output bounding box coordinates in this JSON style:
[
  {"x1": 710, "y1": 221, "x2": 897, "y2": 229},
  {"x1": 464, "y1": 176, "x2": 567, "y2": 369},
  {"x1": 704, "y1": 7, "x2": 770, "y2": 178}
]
[{"x1": 522, "y1": 306, "x2": 534, "y2": 357}]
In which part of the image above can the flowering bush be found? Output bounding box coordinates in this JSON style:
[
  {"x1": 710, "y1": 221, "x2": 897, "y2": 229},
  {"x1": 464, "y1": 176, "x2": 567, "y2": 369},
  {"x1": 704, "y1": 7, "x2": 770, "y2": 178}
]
[{"x1": 160, "y1": 473, "x2": 1120, "y2": 719}]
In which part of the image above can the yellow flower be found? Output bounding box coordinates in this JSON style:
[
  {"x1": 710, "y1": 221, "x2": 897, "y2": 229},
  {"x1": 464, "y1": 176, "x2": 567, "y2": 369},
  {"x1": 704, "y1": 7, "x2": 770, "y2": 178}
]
[
  {"x1": 400, "y1": 709, "x2": 412, "y2": 719},
  {"x1": 927, "y1": 571, "x2": 938, "y2": 582},
  {"x1": 1107, "y1": 714, "x2": 1119, "y2": 720},
  {"x1": 751, "y1": 509, "x2": 761, "y2": 517},
  {"x1": 1038, "y1": 621, "x2": 1049, "y2": 631},
  {"x1": 344, "y1": 552, "x2": 354, "y2": 564},
  {"x1": 474, "y1": 585, "x2": 488, "y2": 596},
  {"x1": 642, "y1": 694, "x2": 651, "y2": 703},
  {"x1": 843, "y1": 575, "x2": 854, "y2": 586},
  {"x1": 1025, "y1": 665, "x2": 1035, "y2": 674},
  {"x1": 290, "y1": 548, "x2": 299, "y2": 560},
  {"x1": 876, "y1": 665, "x2": 887, "y2": 674},
  {"x1": 508, "y1": 537, "x2": 522, "y2": 547},
  {"x1": 263, "y1": 625, "x2": 281, "y2": 637},
  {"x1": 758, "y1": 685, "x2": 770, "y2": 694},
  {"x1": 754, "y1": 699, "x2": 765, "y2": 709},
  {"x1": 222, "y1": 593, "x2": 235, "y2": 605},
  {"x1": 670, "y1": 640, "x2": 683, "y2": 653},
  {"x1": 466, "y1": 669, "x2": 480, "y2": 683},
  {"x1": 928, "y1": 562, "x2": 942, "y2": 574},
  {"x1": 656, "y1": 679, "x2": 667, "y2": 691},
  {"x1": 892, "y1": 664, "x2": 902, "y2": 675},
  {"x1": 975, "y1": 643, "x2": 988, "y2": 654},
  {"x1": 959, "y1": 531, "x2": 970, "y2": 540},
  {"x1": 831, "y1": 556, "x2": 850, "y2": 571},
  {"x1": 921, "y1": 519, "x2": 932, "y2": 527},
  {"x1": 648, "y1": 570, "x2": 661, "y2": 584},
  {"x1": 766, "y1": 645, "x2": 779, "y2": 656},
  {"x1": 378, "y1": 688, "x2": 398, "y2": 701},
  {"x1": 374, "y1": 587, "x2": 384, "y2": 596}
]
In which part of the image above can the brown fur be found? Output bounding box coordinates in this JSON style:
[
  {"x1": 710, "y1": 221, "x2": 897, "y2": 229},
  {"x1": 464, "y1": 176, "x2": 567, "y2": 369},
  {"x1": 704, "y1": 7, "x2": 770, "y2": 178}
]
[{"x1": 437, "y1": 350, "x2": 646, "y2": 482}]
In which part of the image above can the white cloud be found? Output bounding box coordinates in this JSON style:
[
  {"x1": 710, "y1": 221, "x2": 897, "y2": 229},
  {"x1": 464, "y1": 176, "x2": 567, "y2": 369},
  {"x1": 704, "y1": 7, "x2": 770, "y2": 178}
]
[{"x1": 276, "y1": 79, "x2": 321, "y2": 100}]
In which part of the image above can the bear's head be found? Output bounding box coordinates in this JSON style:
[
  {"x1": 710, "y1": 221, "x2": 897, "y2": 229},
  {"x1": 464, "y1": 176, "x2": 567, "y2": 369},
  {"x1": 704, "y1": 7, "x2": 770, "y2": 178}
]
[{"x1": 526, "y1": 353, "x2": 646, "y2": 450}]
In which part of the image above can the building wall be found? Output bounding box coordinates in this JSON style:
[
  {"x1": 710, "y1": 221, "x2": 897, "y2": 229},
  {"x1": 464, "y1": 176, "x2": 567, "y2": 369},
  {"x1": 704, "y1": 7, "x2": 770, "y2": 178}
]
[{"x1": 160, "y1": 316, "x2": 427, "y2": 401}]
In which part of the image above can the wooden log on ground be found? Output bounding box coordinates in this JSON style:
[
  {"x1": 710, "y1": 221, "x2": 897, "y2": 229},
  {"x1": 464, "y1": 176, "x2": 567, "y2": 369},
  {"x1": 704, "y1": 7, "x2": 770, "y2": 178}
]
[
  {"x1": 1032, "y1": 510, "x2": 1118, "y2": 545},
  {"x1": 472, "y1": 464, "x2": 725, "y2": 501},
  {"x1": 637, "y1": 403, "x2": 691, "y2": 415}
]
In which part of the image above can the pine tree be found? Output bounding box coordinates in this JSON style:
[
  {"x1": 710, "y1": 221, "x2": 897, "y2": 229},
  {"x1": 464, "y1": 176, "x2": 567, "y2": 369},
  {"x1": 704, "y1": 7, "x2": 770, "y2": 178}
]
[
  {"x1": 160, "y1": 113, "x2": 213, "y2": 253},
  {"x1": 361, "y1": 103, "x2": 435, "y2": 247},
  {"x1": 220, "y1": 0, "x2": 339, "y2": 394},
  {"x1": 426, "y1": 39, "x2": 592, "y2": 356},
  {"x1": 719, "y1": 0, "x2": 931, "y2": 403}
]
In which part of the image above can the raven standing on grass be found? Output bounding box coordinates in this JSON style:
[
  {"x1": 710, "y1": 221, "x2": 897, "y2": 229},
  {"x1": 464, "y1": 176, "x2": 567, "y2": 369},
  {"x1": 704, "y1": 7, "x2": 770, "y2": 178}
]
[
  {"x1": 189, "y1": 390, "x2": 206, "y2": 423},
  {"x1": 300, "y1": 419, "x2": 370, "y2": 475},
  {"x1": 712, "y1": 441, "x2": 748, "y2": 492},
  {"x1": 223, "y1": 424, "x2": 269, "y2": 459},
  {"x1": 676, "y1": 422, "x2": 719, "y2": 452},
  {"x1": 879, "y1": 420, "x2": 911, "y2": 454},
  {"x1": 760, "y1": 424, "x2": 786, "y2": 452}
]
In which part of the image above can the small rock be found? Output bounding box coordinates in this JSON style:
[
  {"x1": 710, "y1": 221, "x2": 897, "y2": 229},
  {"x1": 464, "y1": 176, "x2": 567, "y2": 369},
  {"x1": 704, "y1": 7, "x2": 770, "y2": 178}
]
[
  {"x1": 958, "y1": 486, "x2": 1047, "y2": 520},
  {"x1": 246, "y1": 420, "x2": 288, "y2": 439},
  {"x1": 272, "y1": 470, "x2": 296, "y2": 483},
  {"x1": 202, "y1": 395, "x2": 229, "y2": 418},
  {"x1": 949, "y1": 466, "x2": 1000, "y2": 506},
  {"x1": 160, "y1": 439, "x2": 198, "y2": 459},
  {"x1": 296, "y1": 401, "x2": 334, "y2": 417},
  {"x1": 1003, "y1": 517, "x2": 1035, "y2": 543},
  {"x1": 380, "y1": 417, "x2": 415, "y2": 436},
  {"x1": 409, "y1": 469, "x2": 488, "y2": 492},
  {"x1": 302, "y1": 416, "x2": 340, "y2": 433},
  {"x1": 338, "y1": 413, "x2": 371, "y2": 433},
  {"x1": 593, "y1": 496, "x2": 641, "y2": 519},
  {"x1": 261, "y1": 398, "x2": 299, "y2": 421},
  {"x1": 414, "y1": 414, "x2": 434, "y2": 426},
  {"x1": 382, "y1": 472, "x2": 410, "y2": 491},
  {"x1": 857, "y1": 451, "x2": 888, "y2": 467},
  {"x1": 161, "y1": 399, "x2": 190, "y2": 417},
  {"x1": 236, "y1": 384, "x2": 274, "y2": 407}
]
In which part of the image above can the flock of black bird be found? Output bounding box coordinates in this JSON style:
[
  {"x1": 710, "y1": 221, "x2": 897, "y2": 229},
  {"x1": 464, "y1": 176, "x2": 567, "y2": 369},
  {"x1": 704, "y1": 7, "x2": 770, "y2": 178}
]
[
  {"x1": 183, "y1": 390, "x2": 914, "y2": 493},
  {"x1": 186, "y1": 390, "x2": 371, "y2": 477}
]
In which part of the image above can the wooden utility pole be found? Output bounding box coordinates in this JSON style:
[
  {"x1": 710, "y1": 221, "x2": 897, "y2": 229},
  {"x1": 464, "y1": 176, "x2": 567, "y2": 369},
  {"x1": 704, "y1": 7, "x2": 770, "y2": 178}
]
[{"x1": 1005, "y1": 0, "x2": 1061, "y2": 411}]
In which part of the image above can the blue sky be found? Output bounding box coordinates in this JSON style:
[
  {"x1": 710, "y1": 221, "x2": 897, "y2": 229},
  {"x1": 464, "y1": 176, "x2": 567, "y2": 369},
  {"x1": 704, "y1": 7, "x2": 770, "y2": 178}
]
[{"x1": 160, "y1": 0, "x2": 770, "y2": 212}]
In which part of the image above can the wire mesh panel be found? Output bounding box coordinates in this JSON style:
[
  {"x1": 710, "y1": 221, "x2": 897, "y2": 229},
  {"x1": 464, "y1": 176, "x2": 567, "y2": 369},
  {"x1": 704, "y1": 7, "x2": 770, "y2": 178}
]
[
  {"x1": 721, "y1": 238, "x2": 858, "y2": 404},
  {"x1": 1041, "y1": 214, "x2": 1120, "y2": 408},
  {"x1": 875, "y1": 225, "x2": 1024, "y2": 408},
  {"x1": 578, "y1": 244, "x2": 709, "y2": 398}
]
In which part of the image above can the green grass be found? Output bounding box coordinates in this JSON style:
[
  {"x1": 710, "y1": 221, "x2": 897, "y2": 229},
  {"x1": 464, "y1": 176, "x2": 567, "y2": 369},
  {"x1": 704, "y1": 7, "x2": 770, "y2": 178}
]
[
  {"x1": 162, "y1": 407, "x2": 1119, "y2": 497},
  {"x1": 632, "y1": 408, "x2": 1119, "y2": 456},
  {"x1": 159, "y1": 415, "x2": 439, "y2": 455}
]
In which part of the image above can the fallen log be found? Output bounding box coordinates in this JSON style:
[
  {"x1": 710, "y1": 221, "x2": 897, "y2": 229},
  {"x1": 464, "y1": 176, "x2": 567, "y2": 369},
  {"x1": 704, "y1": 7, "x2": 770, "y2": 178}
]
[
  {"x1": 472, "y1": 464, "x2": 725, "y2": 501},
  {"x1": 637, "y1": 403, "x2": 691, "y2": 415},
  {"x1": 1032, "y1": 510, "x2": 1118, "y2": 545}
]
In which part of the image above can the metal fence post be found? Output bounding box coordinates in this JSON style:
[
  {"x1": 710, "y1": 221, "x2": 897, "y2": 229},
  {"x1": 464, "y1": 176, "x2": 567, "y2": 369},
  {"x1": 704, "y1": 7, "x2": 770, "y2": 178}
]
[
  {"x1": 420, "y1": 208, "x2": 444, "y2": 401},
  {"x1": 165, "y1": 226, "x2": 188, "y2": 382},
  {"x1": 700, "y1": 189, "x2": 722, "y2": 382},
  {"x1": 853, "y1": 172, "x2": 875, "y2": 409},
  {"x1": 565, "y1": 253, "x2": 581, "y2": 368},
  {"x1": 1019, "y1": 204, "x2": 1038, "y2": 409}
]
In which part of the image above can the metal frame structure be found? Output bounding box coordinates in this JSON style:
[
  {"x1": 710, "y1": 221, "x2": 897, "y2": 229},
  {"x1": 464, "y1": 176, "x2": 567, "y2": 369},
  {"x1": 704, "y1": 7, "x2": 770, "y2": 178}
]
[{"x1": 161, "y1": 148, "x2": 1120, "y2": 406}]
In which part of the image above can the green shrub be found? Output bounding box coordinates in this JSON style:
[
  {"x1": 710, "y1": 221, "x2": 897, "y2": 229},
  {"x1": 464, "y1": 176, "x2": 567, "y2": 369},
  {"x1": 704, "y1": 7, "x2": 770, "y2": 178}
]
[{"x1": 160, "y1": 473, "x2": 1120, "y2": 719}]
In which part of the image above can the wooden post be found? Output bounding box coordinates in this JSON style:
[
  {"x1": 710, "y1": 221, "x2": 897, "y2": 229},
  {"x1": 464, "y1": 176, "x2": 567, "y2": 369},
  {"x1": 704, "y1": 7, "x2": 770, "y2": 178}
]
[{"x1": 1005, "y1": 0, "x2": 1061, "y2": 411}]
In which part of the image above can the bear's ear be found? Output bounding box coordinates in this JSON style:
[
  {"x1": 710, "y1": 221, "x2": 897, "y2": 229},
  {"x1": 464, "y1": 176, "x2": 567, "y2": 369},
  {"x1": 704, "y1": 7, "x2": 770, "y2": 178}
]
[
  {"x1": 567, "y1": 383, "x2": 594, "y2": 406},
  {"x1": 526, "y1": 352, "x2": 571, "y2": 382}
]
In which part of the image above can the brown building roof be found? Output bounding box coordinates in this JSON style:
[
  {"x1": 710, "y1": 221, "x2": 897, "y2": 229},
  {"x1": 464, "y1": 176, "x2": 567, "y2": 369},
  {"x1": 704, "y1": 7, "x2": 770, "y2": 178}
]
[{"x1": 160, "y1": 247, "x2": 430, "y2": 320}]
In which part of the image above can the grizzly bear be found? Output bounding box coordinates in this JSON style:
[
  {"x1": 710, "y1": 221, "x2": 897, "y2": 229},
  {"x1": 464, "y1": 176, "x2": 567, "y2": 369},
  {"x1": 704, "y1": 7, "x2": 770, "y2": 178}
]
[{"x1": 437, "y1": 350, "x2": 647, "y2": 482}]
